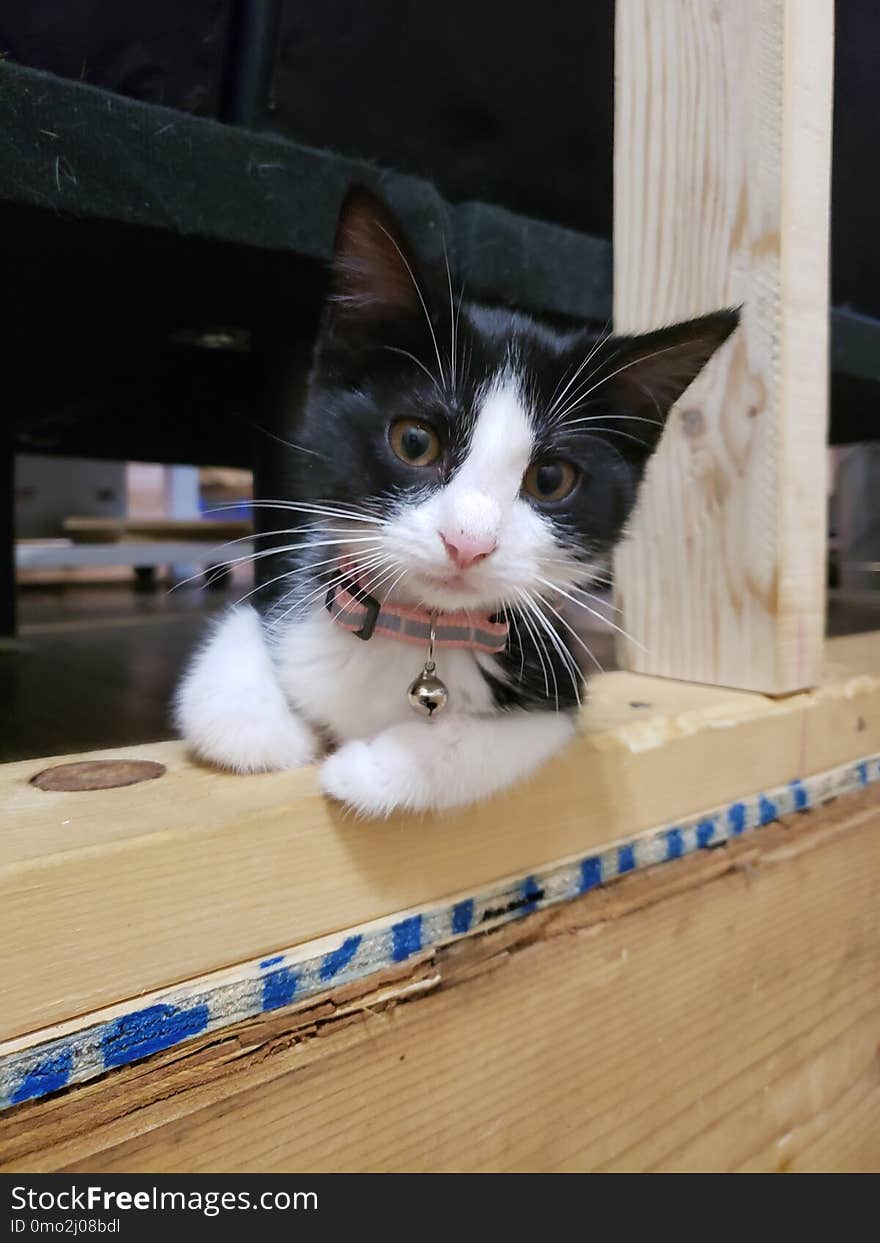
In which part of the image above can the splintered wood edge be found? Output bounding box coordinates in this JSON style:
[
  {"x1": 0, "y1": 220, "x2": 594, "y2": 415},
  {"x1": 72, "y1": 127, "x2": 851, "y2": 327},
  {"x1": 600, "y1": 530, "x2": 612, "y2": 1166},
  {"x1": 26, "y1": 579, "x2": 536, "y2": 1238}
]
[
  {"x1": 2, "y1": 783, "x2": 878, "y2": 1173},
  {"x1": 2, "y1": 751, "x2": 877, "y2": 1119}
]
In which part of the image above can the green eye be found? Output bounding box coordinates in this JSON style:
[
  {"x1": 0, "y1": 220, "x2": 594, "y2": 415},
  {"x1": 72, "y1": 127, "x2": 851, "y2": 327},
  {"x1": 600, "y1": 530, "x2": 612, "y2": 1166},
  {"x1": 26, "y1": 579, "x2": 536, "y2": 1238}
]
[
  {"x1": 524, "y1": 459, "x2": 578, "y2": 502},
  {"x1": 389, "y1": 419, "x2": 442, "y2": 466}
]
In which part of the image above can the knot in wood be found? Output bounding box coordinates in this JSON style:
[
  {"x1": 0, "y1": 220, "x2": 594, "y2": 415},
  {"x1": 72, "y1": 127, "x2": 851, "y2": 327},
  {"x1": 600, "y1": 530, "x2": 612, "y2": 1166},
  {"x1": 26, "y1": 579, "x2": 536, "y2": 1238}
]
[{"x1": 31, "y1": 759, "x2": 166, "y2": 792}]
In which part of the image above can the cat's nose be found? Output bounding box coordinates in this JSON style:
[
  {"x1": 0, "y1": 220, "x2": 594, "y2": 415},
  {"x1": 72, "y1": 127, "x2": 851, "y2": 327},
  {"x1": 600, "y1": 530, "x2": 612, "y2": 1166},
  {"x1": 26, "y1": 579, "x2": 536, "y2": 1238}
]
[{"x1": 440, "y1": 531, "x2": 497, "y2": 570}]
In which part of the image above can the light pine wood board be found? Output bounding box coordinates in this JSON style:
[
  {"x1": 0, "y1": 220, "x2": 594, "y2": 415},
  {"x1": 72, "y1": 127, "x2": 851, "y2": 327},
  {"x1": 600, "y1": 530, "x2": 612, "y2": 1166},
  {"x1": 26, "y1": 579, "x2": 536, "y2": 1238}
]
[
  {"x1": 4, "y1": 787, "x2": 878, "y2": 1173},
  {"x1": 3, "y1": 747, "x2": 873, "y2": 1109},
  {"x1": 613, "y1": 0, "x2": 833, "y2": 692},
  {"x1": 1, "y1": 631, "x2": 878, "y2": 1044}
]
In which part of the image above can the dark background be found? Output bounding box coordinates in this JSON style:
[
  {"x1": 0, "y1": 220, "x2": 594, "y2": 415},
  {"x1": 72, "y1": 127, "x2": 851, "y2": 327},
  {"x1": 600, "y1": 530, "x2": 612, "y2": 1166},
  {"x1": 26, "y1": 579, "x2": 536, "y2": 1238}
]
[{"x1": 1, "y1": 0, "x2": 875, "y2": 314}]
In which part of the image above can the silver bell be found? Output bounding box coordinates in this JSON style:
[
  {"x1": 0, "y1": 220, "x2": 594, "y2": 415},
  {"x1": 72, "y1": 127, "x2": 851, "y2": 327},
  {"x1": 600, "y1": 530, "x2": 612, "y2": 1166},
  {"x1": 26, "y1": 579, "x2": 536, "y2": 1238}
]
[{"x1": 407, "y1": 666, "x2": 448, "y2": 718}]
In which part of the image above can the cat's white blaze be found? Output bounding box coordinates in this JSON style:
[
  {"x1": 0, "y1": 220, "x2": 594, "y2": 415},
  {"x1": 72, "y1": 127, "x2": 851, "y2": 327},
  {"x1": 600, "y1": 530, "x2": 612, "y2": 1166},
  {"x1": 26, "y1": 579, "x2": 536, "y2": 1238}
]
[
  {"x1": 430, "y1": 375, "x2": 534, "y2": 556},
  {"x1": 444, "y1": 374, "x2": 535, "y2": 521},
  {"x1": 379, "y1": 372, "x2": 556, "y2": 610}
]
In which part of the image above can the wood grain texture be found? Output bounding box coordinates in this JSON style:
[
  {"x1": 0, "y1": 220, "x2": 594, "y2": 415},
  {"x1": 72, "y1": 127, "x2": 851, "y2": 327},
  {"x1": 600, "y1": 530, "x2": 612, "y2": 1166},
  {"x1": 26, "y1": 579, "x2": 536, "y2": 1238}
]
[
  {"x1": 613, "y1": 0, "x2": 833, "y2": 692},
  {"x1": 4, "y1": 787, "x2": 878, "y2": 1173},
  {"x1": 2, "y1": 632, "x2": 878, "y2": 1044}
]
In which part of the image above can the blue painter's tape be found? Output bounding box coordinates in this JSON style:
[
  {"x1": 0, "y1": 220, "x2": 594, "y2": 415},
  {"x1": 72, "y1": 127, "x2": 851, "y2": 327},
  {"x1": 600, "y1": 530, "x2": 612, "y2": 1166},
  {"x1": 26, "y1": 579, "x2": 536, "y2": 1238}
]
[
  {"x1": 758, "y1": 795, "x2": 778, "y2": 826},
  {"x1": 391, "y1": 915, "x2": 423, "y2": 962},
  {"x1": 579, "y1": 856, "x2": 602, "y2": 892},
  {"x1": 262, "y1": 968, "x2": 298, "y2": 1012},
  {"x1": 696, "y1": 819, "x2": 715, "y2": 849},
  {"x1": 11, "y1": 1048, "x2": 74, "y2": 1105},
  {"x1": 520, "y1": 875, "x2": 543, "y2": 914},
  {"x1": 728, "y1": 802, "x2": 747, "y2": 836},
  {"x1": 617, "y1": 843, "x2": 636, "y2": 874},
  {"x1": 4, "y1": 752, "x2": 876, "y2": 1114},
  {"x1": 319, "y1": 935, "x2": 362, "y2": 982},
  {"x1": 452, "y1": 899, "x2": 474, "y2": 936},
  {"x1": 790, "y1": 779, "x2": 809, "y2": 811},
  {"x1": 665, "y1": 828, "x2": 684, "y2": 860},
  {"x1": 102, "y1": 1003, "x2": 209, "y2": 1069}
]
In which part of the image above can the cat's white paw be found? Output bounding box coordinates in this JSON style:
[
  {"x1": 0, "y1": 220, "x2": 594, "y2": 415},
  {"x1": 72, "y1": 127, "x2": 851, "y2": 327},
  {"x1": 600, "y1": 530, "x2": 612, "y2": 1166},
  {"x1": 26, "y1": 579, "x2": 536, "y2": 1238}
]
[
  {"x1": 190, "y1": 708, "x2": 316, "y2": 774},
  {"x1": 320, "y1": 713, "x2": 577, "y2": 818},
  {"x1": 320, "y1": 733, "x2": 423, "y2": 817},
  {"x1": 176, "y1": 605, "x2": 317, "y2": 773}
]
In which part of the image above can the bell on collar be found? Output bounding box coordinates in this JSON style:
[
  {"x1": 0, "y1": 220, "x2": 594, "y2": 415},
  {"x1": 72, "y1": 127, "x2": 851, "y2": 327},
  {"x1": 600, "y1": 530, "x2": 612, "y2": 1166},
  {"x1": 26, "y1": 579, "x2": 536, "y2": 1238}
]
[
  {"x1": 408, "y1": 662, "x2": 448, "y2": 718},
  {"x1": 407, "y1": 612, "x2": 448, "y2": 718}
]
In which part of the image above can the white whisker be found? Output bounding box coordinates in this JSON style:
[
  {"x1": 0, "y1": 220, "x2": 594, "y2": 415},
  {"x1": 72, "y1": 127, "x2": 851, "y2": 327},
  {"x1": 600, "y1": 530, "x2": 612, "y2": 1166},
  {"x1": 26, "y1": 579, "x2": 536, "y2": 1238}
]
[
  {"x1": 444, "y1": 242, "x2": 457, "y2": 392},
  {"x1": 381, "y1": 346, "x2": 444, "y2": 397},
  {"x1": 231, "y1": 546, "x2": 384, "y2": 610},
  {"x1": 169, "y1": 535, "x2": 382, "y2": 593},
  {"x1": 208, "y1": 500, "x2": 385, "y2": 526},
  {"x1": 503, "y1": 603, "x2": 527, "y2": 685},
  {"x1": 531, "y1": 588, "x2": 606, "y2": 674},
  {"x1": 518, "y1": 589, "x2": 580, "y2": 708},
  {"x1": 267, "y1": 551, "x2": 392, "y2": 630},
  {"x1": 565, "y1": 413, "x2": 664, "y2": 428},
  {"x1": 534, "y1": 575, "x2": 646, "y2": 653},
  {"x1": 555, "y1": 339, "x2": 705, "y2": 423},
  {"x1": 375, "y1": 222, "x2": 446, "y2": 391},
  {"x1": 546, "y1": 325, "x2": 617, "y2": 422},
  {"x1": 511, "y1": 590, "x2": 552, "y2": 701}
]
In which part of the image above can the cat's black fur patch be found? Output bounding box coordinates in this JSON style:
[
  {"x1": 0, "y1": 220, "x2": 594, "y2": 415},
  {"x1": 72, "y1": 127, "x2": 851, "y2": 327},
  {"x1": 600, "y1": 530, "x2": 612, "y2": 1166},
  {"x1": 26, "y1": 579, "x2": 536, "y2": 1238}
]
[{"x1": 265, "y1": 186, "x2": 739, "y2": 713}]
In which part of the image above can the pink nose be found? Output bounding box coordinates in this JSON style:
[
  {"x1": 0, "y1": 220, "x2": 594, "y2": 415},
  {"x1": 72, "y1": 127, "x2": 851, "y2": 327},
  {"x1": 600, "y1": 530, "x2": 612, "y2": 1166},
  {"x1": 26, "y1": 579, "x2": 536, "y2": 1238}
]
[{"x1": 440, "y1": 531, "x2": 497, "y2": 570}]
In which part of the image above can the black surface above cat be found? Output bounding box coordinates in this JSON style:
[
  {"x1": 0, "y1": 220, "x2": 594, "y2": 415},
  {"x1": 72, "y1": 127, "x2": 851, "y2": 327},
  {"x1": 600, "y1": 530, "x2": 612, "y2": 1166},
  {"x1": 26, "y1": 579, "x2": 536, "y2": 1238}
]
[{"x1": 272, "y1": 186, "x2": 738, "y2": 711}]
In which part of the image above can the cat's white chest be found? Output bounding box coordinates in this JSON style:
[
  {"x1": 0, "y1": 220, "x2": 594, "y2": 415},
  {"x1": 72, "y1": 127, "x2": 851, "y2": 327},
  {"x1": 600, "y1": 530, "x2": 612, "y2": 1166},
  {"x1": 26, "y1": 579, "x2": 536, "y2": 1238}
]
[{"x1": 271, "y1": 608, "x2": 496, "y2": 742}]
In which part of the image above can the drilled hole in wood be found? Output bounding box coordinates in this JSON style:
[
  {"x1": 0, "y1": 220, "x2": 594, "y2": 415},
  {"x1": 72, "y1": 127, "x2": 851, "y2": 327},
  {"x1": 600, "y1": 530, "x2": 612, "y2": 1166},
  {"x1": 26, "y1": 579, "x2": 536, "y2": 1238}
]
[{"x1": 30, "y1": 760, "x2": 167, "y2": 792}]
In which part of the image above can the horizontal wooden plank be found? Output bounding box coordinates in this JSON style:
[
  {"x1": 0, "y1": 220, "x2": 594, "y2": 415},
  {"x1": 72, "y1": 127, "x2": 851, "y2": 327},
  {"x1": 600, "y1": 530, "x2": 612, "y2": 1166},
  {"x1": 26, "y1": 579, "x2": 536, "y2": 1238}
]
[
  {"x1": 3, "y1": 747, "x2": 874, "y2": 1108},
  {"x1": 4, "y1": 786, "x2": 878, "y2": 1172},
  {"x1": 61, "y1": 519, "x2": 252, "y2": 543},
  {"x1": 1, "y1": 632, "x2": 878, "y2": 1045},
  {"x1": 16, "y1": 541, "x2": 253, "y2": 569}
]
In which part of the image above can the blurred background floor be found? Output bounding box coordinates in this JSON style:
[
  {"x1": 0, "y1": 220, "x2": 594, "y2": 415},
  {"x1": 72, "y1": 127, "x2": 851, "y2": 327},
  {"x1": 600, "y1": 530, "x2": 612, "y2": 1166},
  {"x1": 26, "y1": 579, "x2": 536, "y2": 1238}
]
[{"x1": 1, "y1": 580, "x2": 227, "y2": 763}]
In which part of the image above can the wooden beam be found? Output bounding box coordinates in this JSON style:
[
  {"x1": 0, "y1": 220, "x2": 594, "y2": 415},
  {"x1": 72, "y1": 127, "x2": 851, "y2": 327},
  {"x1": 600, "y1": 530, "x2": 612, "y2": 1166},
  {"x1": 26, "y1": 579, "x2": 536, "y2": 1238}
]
[
  {"x1": 613, "y1": 0, "x2": 834, "y2": 692},
  {"x1": 1, "y1": 632, "x2": 878, "y2": 1046},
  {"x1": 4, "y1": 787, "x2": 878, "y2": 1173}
]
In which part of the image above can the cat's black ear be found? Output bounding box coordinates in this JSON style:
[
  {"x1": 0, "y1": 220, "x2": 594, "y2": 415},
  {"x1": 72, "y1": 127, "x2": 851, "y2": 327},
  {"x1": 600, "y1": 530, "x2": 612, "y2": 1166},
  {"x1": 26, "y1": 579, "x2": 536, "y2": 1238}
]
[
  {"x1": 325, "y1": 185, "x2": 429, "y2": 342},
  {"x1": 592, "y1": 309, "x2": 740, "y2": 453}
]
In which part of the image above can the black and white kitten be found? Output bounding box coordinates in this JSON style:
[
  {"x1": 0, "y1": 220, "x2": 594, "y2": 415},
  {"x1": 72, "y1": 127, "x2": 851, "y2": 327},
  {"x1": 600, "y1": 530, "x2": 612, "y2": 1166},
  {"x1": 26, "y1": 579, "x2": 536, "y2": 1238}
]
[{"x1": 177, "y1": 187, "x2": 737, "y2": 816}]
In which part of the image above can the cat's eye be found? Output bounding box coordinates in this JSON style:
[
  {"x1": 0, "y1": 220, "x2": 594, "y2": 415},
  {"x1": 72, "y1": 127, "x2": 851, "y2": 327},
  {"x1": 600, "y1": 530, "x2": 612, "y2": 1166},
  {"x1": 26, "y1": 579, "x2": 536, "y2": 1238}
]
[
  {"x1": 523, "y1": 459, "x2": 578, "y2": 503},
  {"x1": 389, "y1": 419, "x2": 442, "y2": 467}
]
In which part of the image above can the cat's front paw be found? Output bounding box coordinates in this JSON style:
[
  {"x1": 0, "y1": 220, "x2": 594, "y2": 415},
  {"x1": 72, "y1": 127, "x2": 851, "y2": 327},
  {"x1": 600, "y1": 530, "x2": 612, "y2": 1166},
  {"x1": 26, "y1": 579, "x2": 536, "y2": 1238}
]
[
  {"x1": 320, "y1": 733, "x2": 423, "y2": 818},
  {"x1": 185, "y1": 706, "x2": 317, "y2": 774}
]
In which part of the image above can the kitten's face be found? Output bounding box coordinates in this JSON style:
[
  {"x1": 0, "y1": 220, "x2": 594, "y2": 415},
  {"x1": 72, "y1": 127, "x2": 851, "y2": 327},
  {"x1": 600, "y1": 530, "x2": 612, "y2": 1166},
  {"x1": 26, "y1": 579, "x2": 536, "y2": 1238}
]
[{"x1": 294, "y1": 188, "x2": 737, "y2": 614}]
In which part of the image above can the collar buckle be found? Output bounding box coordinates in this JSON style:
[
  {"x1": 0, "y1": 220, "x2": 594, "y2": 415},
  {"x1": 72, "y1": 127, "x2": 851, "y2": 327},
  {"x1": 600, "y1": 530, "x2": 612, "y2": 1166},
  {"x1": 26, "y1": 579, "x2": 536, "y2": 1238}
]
[{"x1": 326, "y1": 576, "x2": 380, "y2": 641}]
